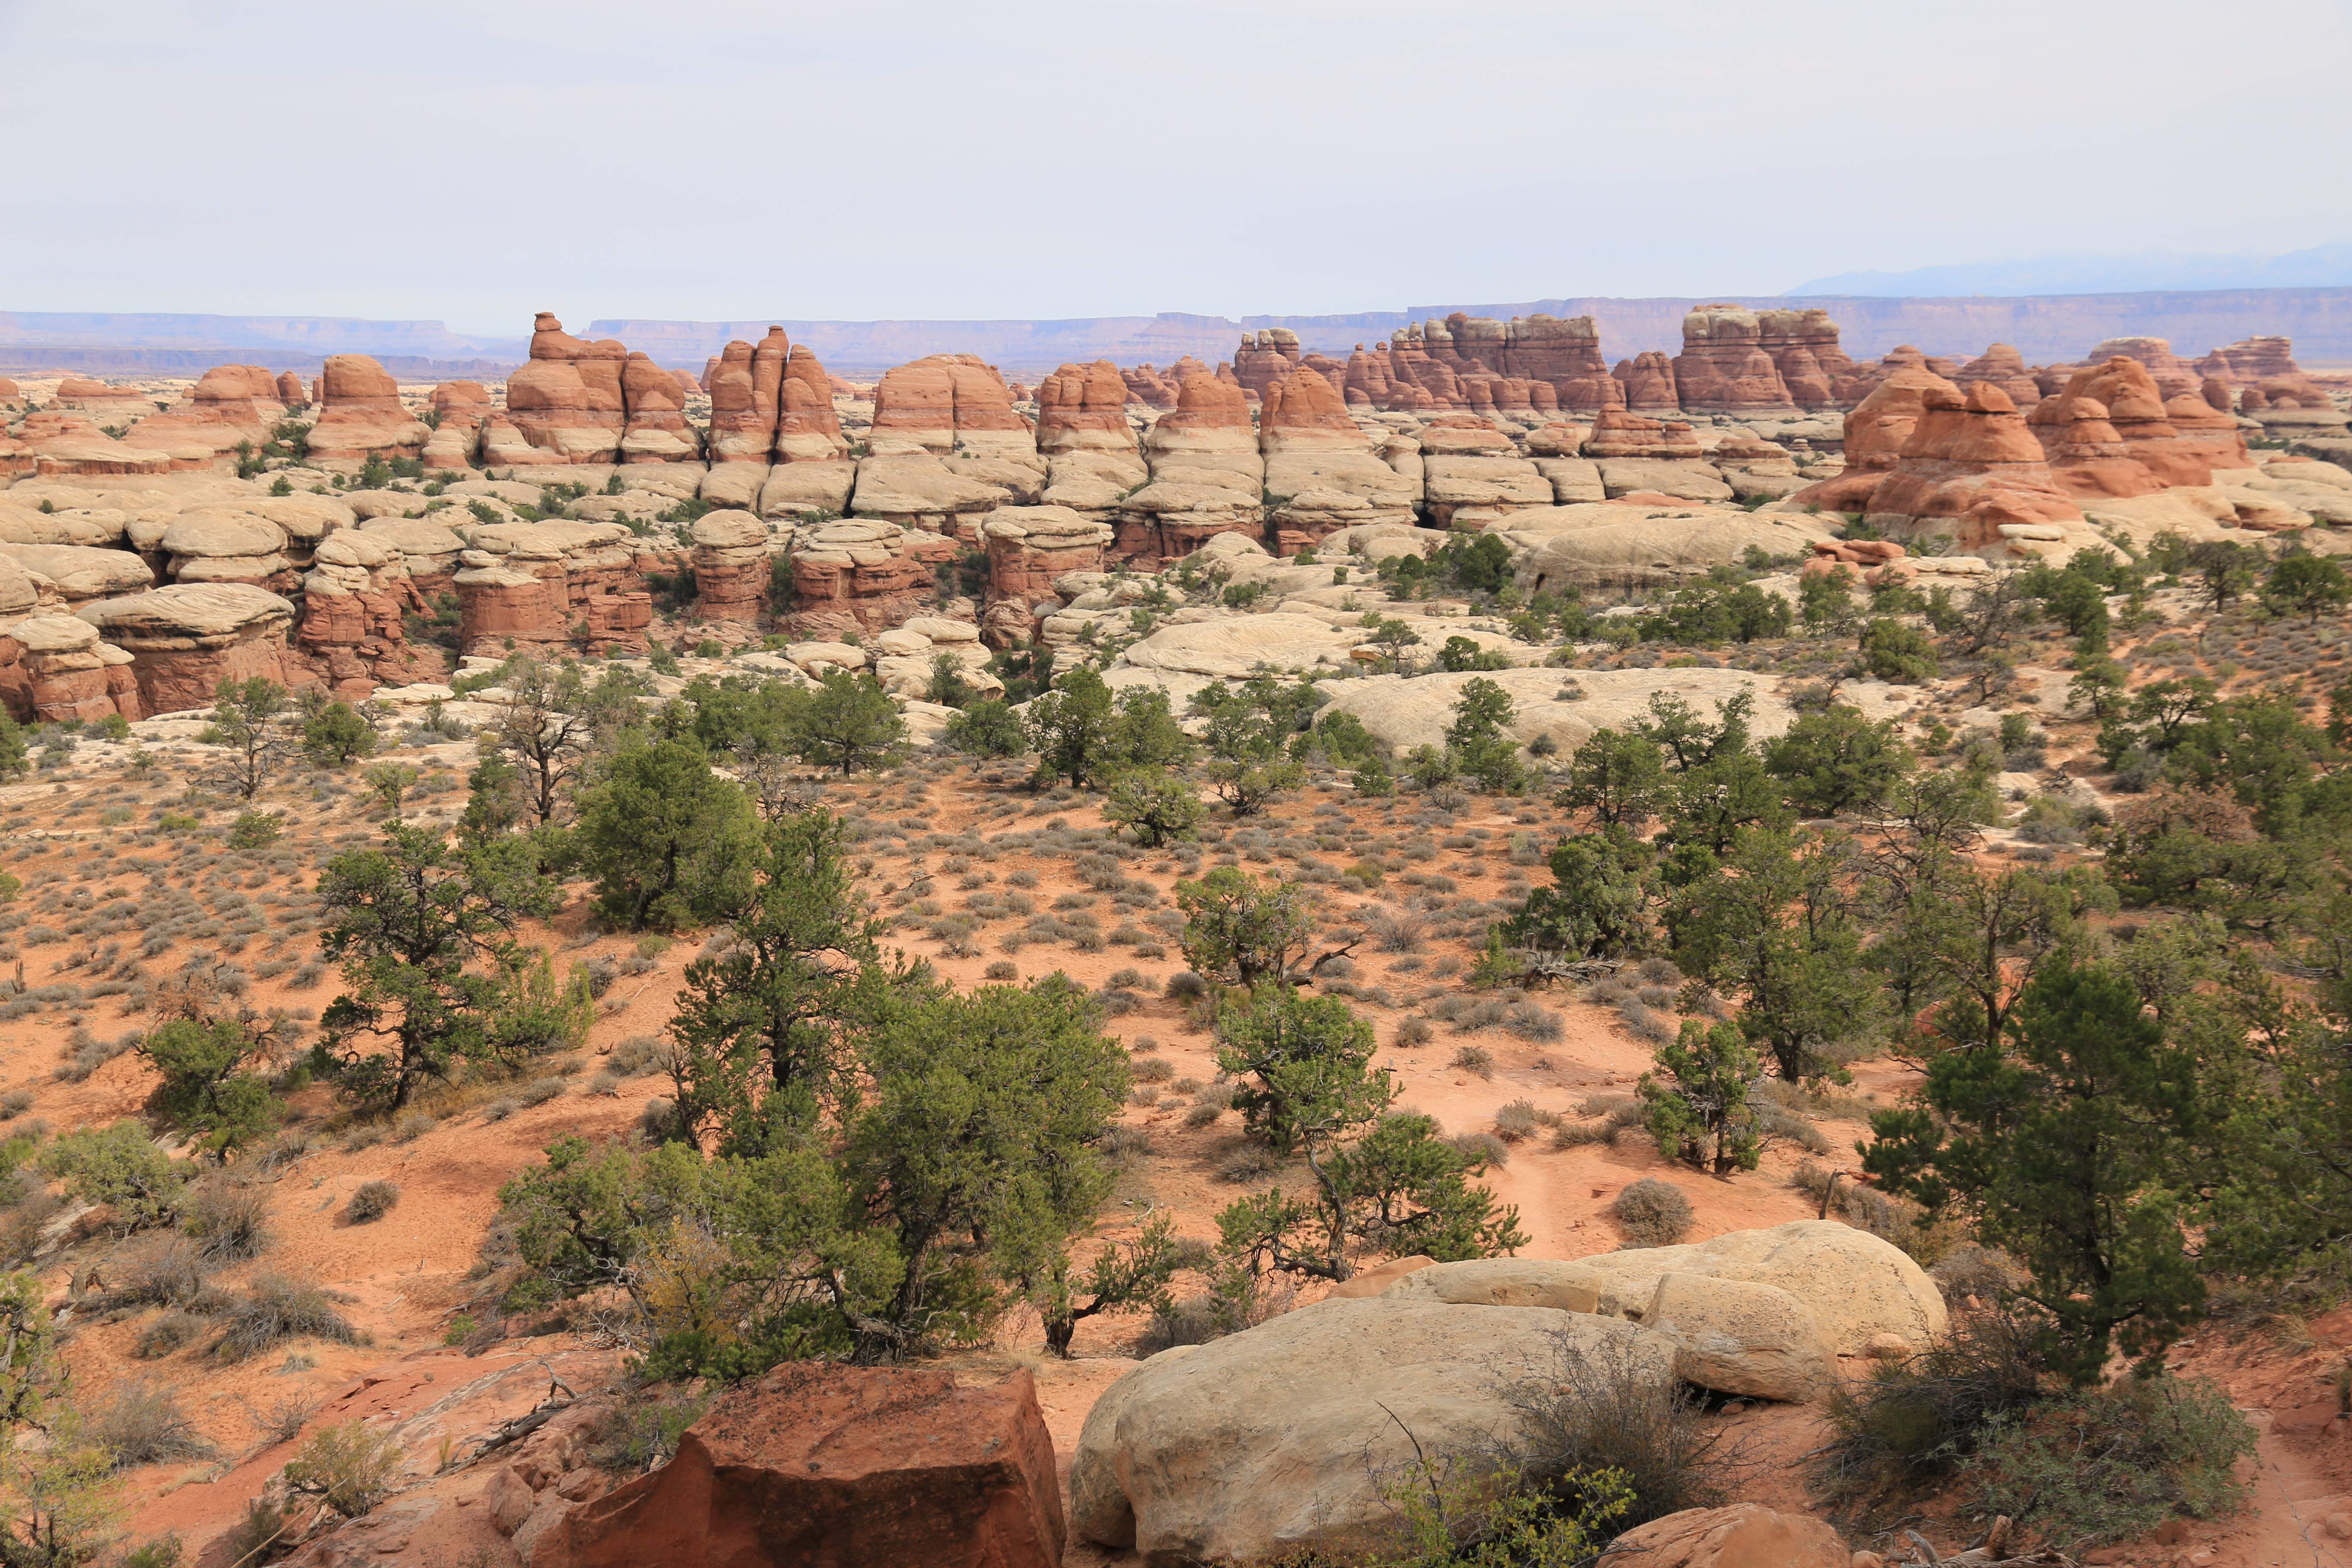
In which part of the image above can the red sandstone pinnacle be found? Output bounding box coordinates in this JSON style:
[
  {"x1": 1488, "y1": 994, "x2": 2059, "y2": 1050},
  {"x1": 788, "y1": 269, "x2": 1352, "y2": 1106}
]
[
  {"x1": 307, "y1": 355, "x2": 428, "y2": 460},
  {"x1": 507, "y1": 316, "x2": 625, "y2": 463},
  {"x1": 2087, "y1": 335, "x2": 2202, "y2": 400},
  {"x1": 1951, "y1": 343, "x2": 2043, "y2": 409},
  {"x1": 276, "y1": 371, "x2": 307, "y2": 405},
  {"x1": 1857, "y1": 379, "x2": 2085, "y2": 549},
  {"x1": 431, "y1": 380, "x2": 491, "y2": 422},
  {"x1": 1232, "y1": 329, "x2": 1302, "y2": 401},
  {"x1": 751, "y1": 327, "x2": 789, "y2": 428},
  {"x1": 620, "y1": 351, "x2": 698, "y2": 463},
  {"x1": 1145, "y1": 370, "x2": 1254, "y2": 453},
  {"x1": 1036, "y1": 361, "x2": 1136, "y2": 454},
  {"x1": 2030, "y1": 355, "x2": 2248, "y2": 493},
  {"x1": 1672, "y1": 305, "x2": 1794, "y2": 413},
  {"x1": 707, "y1": 339, "x2": 770, "y2": 462},
  {"x1": 775, "y1": 345, "x2": 847, "y2": 461},
  {"x1": 1789, "y1": 365, "x2": 1958, "y2": 513},
  {"x1": 1613, "y1": 352, "x2": 1681, "y2": 415},
  {"x1": 1259, "y1": 368, "x2": 1363, "y2": 454}
]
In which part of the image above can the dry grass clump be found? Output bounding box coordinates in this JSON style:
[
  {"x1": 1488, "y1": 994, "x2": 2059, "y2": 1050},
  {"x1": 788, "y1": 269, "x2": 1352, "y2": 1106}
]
[
  {"x1": 1499, "y1": 1329, "x2": 1734, "y2": 1528},
  {"x1": 1552, "y1": 1093, "x2": 1646, "y2": 1149},
  {"x1": 1492, "y1": 1099, "x2": 1545, "y2": 1143},
  {"x1": 1610, "y1": 1177, "x2": 1694, "y2": 1248},
  {"x1": 1449, "y1": 1044, "x2": 1494, "y2": 1079},
  {"x1": 1452, "y1": 1130, "x2": 1510, "y2": 1167}
]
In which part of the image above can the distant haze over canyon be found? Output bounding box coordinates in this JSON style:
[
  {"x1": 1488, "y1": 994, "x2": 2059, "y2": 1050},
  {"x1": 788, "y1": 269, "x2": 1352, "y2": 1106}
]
[{"x1": 6, "y1": 286, "x2": 2352, "y2": 381}]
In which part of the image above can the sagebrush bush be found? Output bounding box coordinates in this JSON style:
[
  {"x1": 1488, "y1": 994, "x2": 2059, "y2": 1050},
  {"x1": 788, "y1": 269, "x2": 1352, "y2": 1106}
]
[
  {"x1": 1493, "y1": 1099, "x2": 1543, "y2": 1143},
  {"x1": 1450, "y1": 1044, "x2": 1495, "y2": 1078},
  {"x1": 1504, "y1": 1001, "x2": 1563, "y2": 1042},
  {"x1": 1610, "y1": 1177, "x2": 1693, "y2": 1247},
  {"x1": 134, "y1": 1309, "x2": 209, "y2": 1360},
  {"x1": 1931, "y1": 1241, "x2": 2027, "y2": 1305},
  {"x1": 1130, "y1": 1056, "x2": 1174, "y2": 1083},
  {"x1": 607, "y1": 1034, "x2": 666, "y2": 1077},
  {"x1": 212, "y1": 1273, "x2": 360, "y2": 1362},
  {"x1": 110, "y1": 1237, "x2": 214, "y2": 1309},
  {"x1": 343, "y1": 1180, "x2": 399, "y2": 1225},
  {"x1": 184, "y1": 1182, "x2": 272, "y2": 1266},
  {"x1": 1216, "y1": 1145, "x2": 1277, "y2": 1184},
  {"x1": 91, "y1": 1379, "x2": 215, "y2": 1470}
]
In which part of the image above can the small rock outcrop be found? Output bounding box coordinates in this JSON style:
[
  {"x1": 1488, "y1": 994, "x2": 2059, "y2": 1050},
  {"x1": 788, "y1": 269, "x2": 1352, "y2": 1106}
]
[
  {"x1": 0, "y1": 615, "x2": 140, "y2": 724},
  {"x1": 781, "y1": 517, "x2": 956, "y2": 638},
  {"x1": 689, "y1": 510, "x2": 773, "y2": 622},
  {"x1": 295, "y1": 530, "x2": 432, "y2": 695},
  {"x1": 981, "y1": 505, "x2": 1112, "y2": 605},
  {"x1": 1614, "y1": 350, "x2": 1683, "y2": 414},
  {"x1": 122, "y1": 364, "x2": 282, "y2": 459},
  {"x1": 450, "y1": 520, "x2": 651, "y2": 655},
  {"x1": 422, "y1": 380, "x2": 492, "y2": 470},
  {"x1": 77, "y1": 582, "x2": 297, "y2": 714}
]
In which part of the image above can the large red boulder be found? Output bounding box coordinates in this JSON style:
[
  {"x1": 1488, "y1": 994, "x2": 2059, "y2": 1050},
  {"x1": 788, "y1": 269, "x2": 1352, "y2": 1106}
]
[{"x1": 540, "y1": 1366, "x2": 1063, "y2": 1568}]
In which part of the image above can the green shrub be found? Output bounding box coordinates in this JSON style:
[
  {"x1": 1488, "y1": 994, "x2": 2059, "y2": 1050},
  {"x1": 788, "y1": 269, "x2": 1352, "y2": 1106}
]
[
  {"x1": 301, "y1": 701, "x2": 377, "y2": 766},
  {"x1": 40, "y1": 1122, "x2": 187, "y2": 1231},
  {"x1": 1965, "y1": 1374, "x2": 2254, "y2": 1555},
  {"x1": 282, "y1": 1421, "x2": 402, "y2": 1518}
]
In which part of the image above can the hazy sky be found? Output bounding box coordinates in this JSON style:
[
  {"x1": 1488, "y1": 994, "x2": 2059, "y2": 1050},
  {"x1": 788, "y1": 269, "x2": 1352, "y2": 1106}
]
[{"x1": 5, "y1": 0, "x2": 2349, "y2": 333}]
